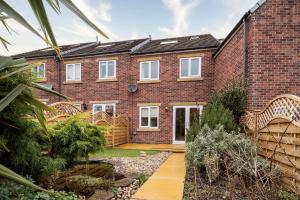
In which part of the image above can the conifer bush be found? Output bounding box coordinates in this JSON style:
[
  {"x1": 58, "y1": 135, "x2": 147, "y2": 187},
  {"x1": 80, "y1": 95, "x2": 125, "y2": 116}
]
[{"x1": 49, "y1": 116, "x2": 106, "y2": 166}]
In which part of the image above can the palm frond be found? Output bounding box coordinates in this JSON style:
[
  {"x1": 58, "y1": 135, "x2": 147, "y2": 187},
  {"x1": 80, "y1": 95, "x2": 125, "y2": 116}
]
[
  {"x1": 0, "y1": 164, "x2": 47, "y2": 192},
  {"x1": 0, "y1": 84, "x2": 26, "y2": 112},
  {"x1": 0, "y1": 0, "x2": 50, "y2": 45},
  {"x1": 0, "y1": 36, "x2": 10, "y2": 50},
  {"x1": 31, "y1": 83, "x2": 68, "y2": 99},
  {"x1": 28, "y1": 0, "x2": 57, "y2": 47},
  {"x1": 59, "y1": 0, "x2": 109, "y2": 39},
  {"x1": 46, "y1": 0, "x2": 60, "y2": 13}
]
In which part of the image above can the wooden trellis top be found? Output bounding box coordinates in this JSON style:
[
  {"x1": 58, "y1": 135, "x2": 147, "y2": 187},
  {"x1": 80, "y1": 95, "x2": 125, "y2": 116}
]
[{"x1": 242, "y1": 94, "x2": 300, "y2": 131}]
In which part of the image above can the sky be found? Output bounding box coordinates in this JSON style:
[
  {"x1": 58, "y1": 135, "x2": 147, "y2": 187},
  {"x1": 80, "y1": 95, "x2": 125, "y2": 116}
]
[{"x1": 1, "y1": 0, "x2": 258, "y2": 56}]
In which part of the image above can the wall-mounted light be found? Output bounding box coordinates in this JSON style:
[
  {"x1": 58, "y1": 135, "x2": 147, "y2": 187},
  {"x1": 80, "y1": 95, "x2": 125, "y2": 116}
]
[{"x1": 83, "y1": 103, "x2": 88, "y2": 111}]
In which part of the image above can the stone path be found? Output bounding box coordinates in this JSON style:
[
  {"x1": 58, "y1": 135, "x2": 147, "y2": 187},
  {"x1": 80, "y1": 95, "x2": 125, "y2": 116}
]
[{"x1": 132, "y1": 153, "x2": 185, "y2": 200}]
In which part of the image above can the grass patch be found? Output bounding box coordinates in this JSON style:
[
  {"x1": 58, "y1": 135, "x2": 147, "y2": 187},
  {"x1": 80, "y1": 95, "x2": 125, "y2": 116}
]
[{"x1": 90, "y1": 148, "x2": 160, "y2": 158}]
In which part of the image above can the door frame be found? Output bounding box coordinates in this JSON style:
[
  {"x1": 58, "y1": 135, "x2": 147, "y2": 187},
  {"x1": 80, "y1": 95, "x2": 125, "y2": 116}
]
[{"x1": 172, "y1": 105, "x2": 202, "y2": 144}]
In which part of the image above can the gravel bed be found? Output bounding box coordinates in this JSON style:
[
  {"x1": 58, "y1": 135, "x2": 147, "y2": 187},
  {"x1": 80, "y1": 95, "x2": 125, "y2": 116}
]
[{"x1": 103, "y1": 152, "x2": 171, "y2": 176}]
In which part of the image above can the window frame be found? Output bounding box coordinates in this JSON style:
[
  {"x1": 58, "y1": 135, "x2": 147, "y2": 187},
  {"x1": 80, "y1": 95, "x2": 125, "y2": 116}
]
[
  {"x1": 99, "y1": 60, "x2": 117, "y2": 79},
  {"x1": 139, "y1": 60, "x2": 160, "y2": 81},
  {"x1": 33, "y1": 63, "x2": 46, "y2": 79},
  {"x1": 92, "y1": 103, "x2": 116, "y2": 115},
  {"x1": 179, "y1": 57, "x2": 202, "y2": 78},
  {"x1": 139, "y1": 106, "x2": 159, "y2": 128},
  {"x1": 66, "y1": 63, "x2": 81, "y2": 81}
]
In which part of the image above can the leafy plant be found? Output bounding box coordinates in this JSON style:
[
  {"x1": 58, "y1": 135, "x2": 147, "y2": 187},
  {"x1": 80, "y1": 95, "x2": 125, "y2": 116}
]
[
  {"x1": 137, "y1": 173, "x2": 148, "y2": 186},
  {"x1": 0, "y1": 178, "x2": 81, "y2": 200},
  {"x1": 210, "y1": 83, "x2": 247, "y2": 124},
  {"x1": 185, "y1": 125, "x2": 282, "y2": 198},
  {"x1": 49, "y1": 116, "x2": 106, "y2": 166},
  {"x1": 0, "y1": 0, "x2": 108, "y2": 51},
  {"x1": 201, "y1": 103, "x2": 237, "y2": 132},
  {"x1": 0, "y1": 0, "x2": 109, "y2": 192}
]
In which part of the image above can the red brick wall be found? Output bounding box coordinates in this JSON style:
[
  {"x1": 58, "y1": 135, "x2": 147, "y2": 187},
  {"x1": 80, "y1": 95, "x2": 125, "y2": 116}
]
[
  {"x1": 59, "y1": 53, "x2": 130, "y2": 116},
  {"x1": 213, "y1": 26, "x2": 245, "y2": 92},
  {"x1": 247, "y1": 0, "x2": 300, "y2": 110},
  {"x1": 32, "y1": 50, "x2": 214, "y2": 144},
  {"x1": 130, "y1": 50, "x2": 214, "y2": 143}
]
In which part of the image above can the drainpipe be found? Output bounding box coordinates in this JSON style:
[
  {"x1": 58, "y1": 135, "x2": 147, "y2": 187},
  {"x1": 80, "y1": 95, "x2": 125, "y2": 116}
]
[
  {"x1": 55, "y1": 56, "x2": 62, "y2": 101},
  {"x1": 243, "y1": 17, "x2": 249, "y2": 86}
]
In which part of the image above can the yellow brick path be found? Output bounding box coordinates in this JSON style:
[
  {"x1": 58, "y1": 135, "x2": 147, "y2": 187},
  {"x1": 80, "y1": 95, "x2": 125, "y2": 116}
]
[{"x1": 132, "y1": 153, "x2": 186, "y2": 200}]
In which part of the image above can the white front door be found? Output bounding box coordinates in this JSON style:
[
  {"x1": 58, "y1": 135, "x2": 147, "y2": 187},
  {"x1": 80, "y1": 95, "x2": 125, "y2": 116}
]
[{"x1": 173, "y1": 106, "x2": 202, "y2": 144}]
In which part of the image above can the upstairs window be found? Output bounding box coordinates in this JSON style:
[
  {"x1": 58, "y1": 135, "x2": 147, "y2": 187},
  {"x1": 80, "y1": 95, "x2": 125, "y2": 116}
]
[
  {"x1": 140, "y1": 60, "x2": 159, "y2": 81},
  {"x1": 180, "y1": 57, "x2": 202, "y2": 78},
  {"x1": 33, "y1": 63, "x2": 45, "y2": 78},
  {"x1": 139, "y1": 106, "x2": 159, "y2": 128},
  {"x1": 66, "y1": 63, "x2": 81, "y2": 81},
  {"x1": 93, "y1": 103, "x2": 116, "y2": 116},
  {"x1": 99, "y1": 60, "x2": 116, "y2": 79}
]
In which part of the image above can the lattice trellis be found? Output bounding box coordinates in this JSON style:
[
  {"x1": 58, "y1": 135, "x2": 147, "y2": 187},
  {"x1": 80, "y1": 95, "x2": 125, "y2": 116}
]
[
  {"x1": 242, "y1": 94, "x2": 300, "y2": 131},
  {"x1": 45, "y1": 102, "x2": 81, "y2": 122}
]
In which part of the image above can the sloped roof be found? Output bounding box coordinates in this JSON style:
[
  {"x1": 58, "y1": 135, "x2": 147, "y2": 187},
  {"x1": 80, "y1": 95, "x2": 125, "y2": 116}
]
[
  {"x1": 13, "y1": 39, "x2": 147, "y2": 59},
  {"x1": 131, "y1": 34, "x2": 219, "y2": 55}
]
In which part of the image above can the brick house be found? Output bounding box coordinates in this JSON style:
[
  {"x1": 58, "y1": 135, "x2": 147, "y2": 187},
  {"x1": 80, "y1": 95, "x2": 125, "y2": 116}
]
[{"x1": 13, "y1": 0, "x2": 299, "y2": 144}]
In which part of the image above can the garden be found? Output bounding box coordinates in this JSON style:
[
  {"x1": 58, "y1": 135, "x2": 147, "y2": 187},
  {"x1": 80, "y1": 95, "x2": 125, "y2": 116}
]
[
  {"x1": 0, "y1": 68, "x2": 169, "y2": 200},
  {"x1": 183, "y1": 84, "x2": 299, "y2": 200}
]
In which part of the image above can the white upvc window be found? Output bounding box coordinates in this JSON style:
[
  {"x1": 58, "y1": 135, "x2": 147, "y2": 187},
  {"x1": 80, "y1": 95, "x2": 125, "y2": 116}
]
[
  {"x1": 33, "y1": 63, "x2": 46, "y2": 78},
  {"x1": 93, "y1": 103, "x2": 116, "y2": 116},
  {"x1": 140, "y1": 60, "x2": 159, "y2": 81},
  {"x1": 66, "y1": 63, "x2": 81, "y2": 81},
  {"x1": 99, "y1": 60, "x2": 116, "y2": 79},
  {"x1": 179, "y1": 57, "x2": 202, "y2": 78},
  {"x1": 139, "y1": 106, "x2": 159, "y2": 128}
]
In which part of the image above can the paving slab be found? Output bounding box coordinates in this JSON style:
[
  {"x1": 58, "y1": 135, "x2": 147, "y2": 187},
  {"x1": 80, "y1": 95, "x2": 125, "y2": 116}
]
[{"x1": 132, "y1": 153, "x2": 185, "y2": 200}]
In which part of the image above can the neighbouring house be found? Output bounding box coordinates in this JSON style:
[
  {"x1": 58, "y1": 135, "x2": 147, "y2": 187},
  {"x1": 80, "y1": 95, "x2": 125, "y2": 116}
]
[{"x1": 13, "y1": 0, "x2": 299, "y2": 144}]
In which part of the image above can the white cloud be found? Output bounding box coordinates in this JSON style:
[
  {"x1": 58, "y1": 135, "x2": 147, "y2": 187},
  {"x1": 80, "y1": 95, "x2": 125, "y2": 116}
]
[
  {"x1": 73, "y1": 0, "x2": 112, "y2": 23},
  {"x1": 71, "y1": 0, "x2": 115, "y2": 41},
  {"x1": 130, "y1": 31, "x2": 139, "y2": 39},
  {"x1": 159, "y1": 0, "x2": 200, "y2": 37},
  {"x1": 199, "y1": 0, "x2": 258, "y2": 39}
]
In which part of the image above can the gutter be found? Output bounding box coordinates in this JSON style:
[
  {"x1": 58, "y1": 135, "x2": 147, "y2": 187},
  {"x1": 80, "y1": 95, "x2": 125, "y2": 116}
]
[
  {"x1": 55, "y1": 56, "x2": 62, "y2": 101},
  {"x1": 213, "y1": 0, "x2": 266, "y2": 58},
  {"x1": 243, "y1": 18, "x2": 249, "y2": 86}
]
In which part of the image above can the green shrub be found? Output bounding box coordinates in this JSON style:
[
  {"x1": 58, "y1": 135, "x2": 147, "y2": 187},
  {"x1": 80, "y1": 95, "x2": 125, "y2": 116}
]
[
  {"x1": 185, "y1": 120, "x2": 202, "y2": 143},
  {"x1": 186, "y1": 125, "x2": 280, "y2": 187},
  {"x1": 50, "y1": 116, "x2": 106, "y2": 166},
  {"x1": 210, "y1": 83, "x2": 247, "y2": 124},
  {"x1": 0, "y1": 178, "x2": 81, "y2": 200},
  {"x1": 201, "y1": 103, "x2": 237, "y2": 132}
]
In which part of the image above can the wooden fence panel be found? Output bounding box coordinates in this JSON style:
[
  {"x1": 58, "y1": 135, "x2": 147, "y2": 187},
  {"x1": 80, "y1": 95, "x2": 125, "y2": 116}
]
[
  {"x1": 45, "y1": 102, "x2": 129, "y2": 147},
  {"x1": 242, "y1": 94, "x2": 300, "y2": 195}
]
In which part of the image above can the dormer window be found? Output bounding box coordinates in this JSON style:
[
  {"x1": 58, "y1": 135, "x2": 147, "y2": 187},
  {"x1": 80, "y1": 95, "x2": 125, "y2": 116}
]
[
  {"x1": 96, "y1": 44, "x2": 114, "y2": 48},
  {"x1": 190, "y1": 36, "x2": 199, "y2": 40},
  {"x1": 160, "y1": 40, "x2": 178, "y2": 45}
]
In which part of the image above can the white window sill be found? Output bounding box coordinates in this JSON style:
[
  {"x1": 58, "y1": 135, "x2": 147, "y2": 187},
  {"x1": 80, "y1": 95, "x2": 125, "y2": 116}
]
[
  {"x1": 137, "y1": 80, "x2": 161, "y2": 84},
  {"x1": 36, "y1": 78, "x2": 47, "y2": 83},
  {"x1": 63, "y1": 80, "x2": 83, "y2": 84},
  {"x1": 137, "y1": 128, "x2": 160, "y2": 132},
  {"x1": 96, "y1": 78, "x2": 117, "y2": 82},
  {"x1": 177, "y1": 77, "x2": 204, "y2": 82}
]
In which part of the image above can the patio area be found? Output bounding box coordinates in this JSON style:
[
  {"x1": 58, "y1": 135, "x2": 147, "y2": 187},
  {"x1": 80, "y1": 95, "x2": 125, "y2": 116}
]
[{"x1": 115, "y1": 143, "x2": 185, "y2": 153}]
